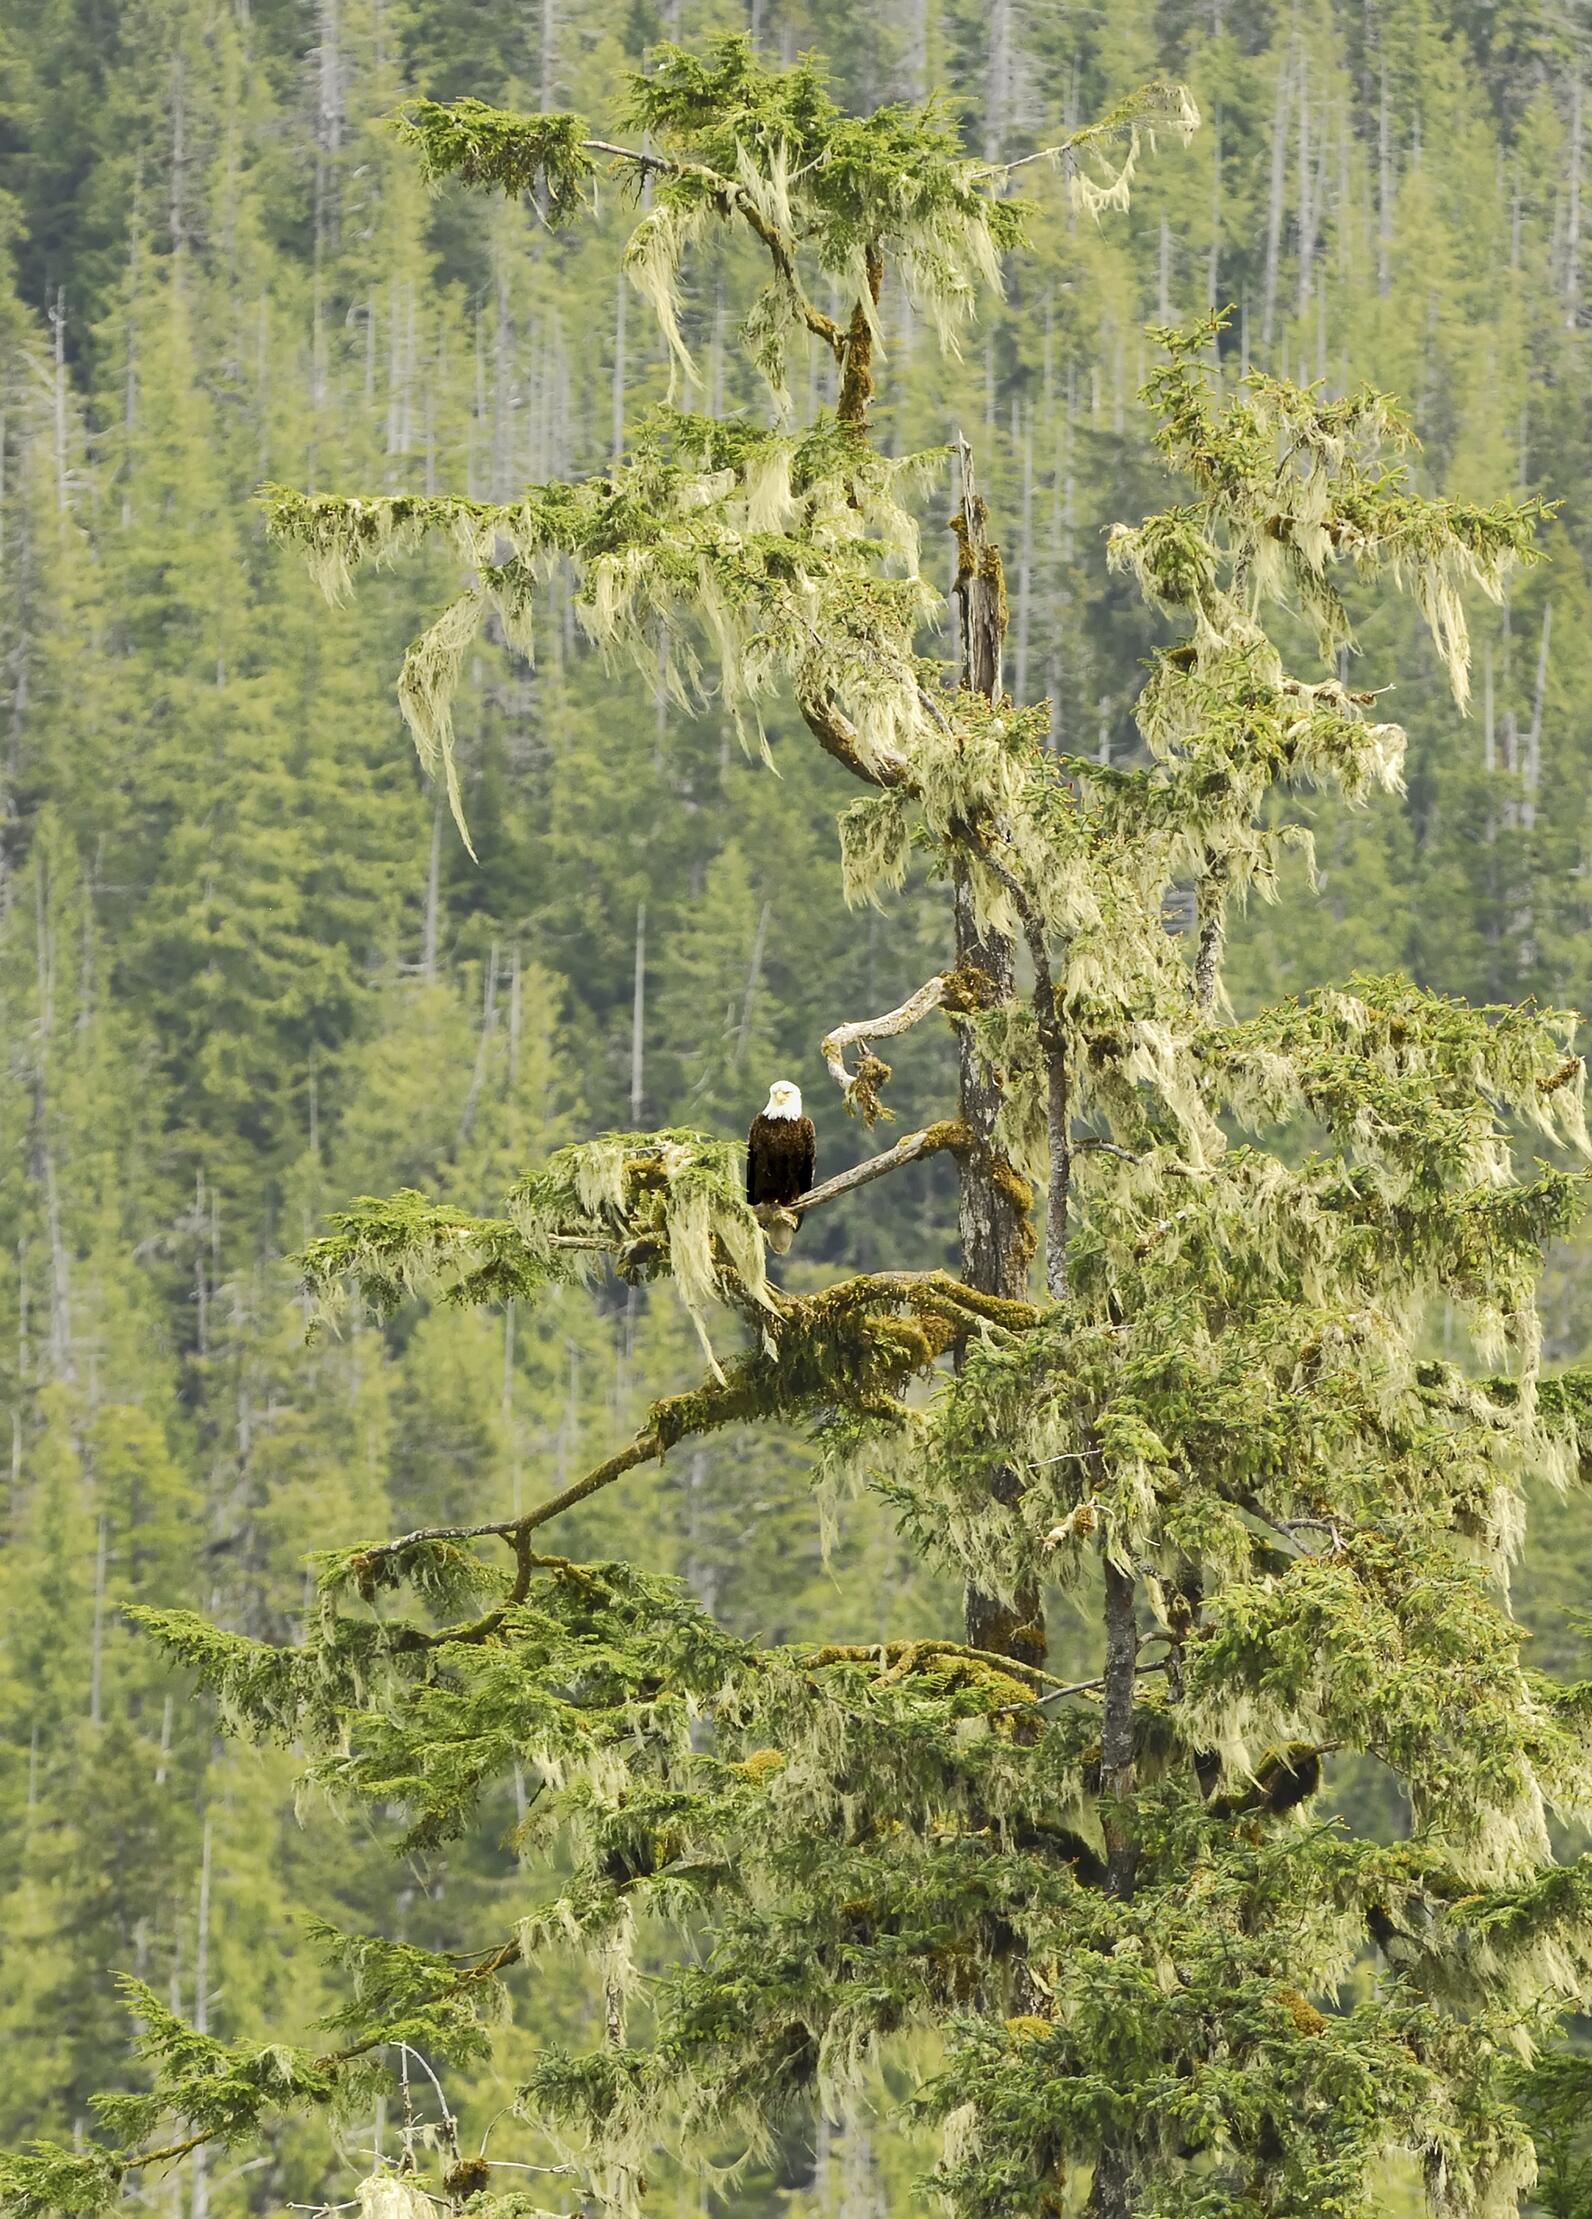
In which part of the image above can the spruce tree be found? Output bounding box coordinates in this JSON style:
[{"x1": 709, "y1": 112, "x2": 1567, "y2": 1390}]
[{"x1": 10, "y1": 35, "x2": 1592, "y2": 2219}]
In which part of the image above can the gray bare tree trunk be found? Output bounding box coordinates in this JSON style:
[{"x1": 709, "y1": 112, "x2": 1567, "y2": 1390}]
[
  {"x1": 1262, "y1": 38, "x2": 1292, "y2": 346},
  {"x1": 1567, "y1": 78, "x2": 1583, "y2": 328},
  {"x1": 1377, "y1": 58, "x2": 1393, "y2": 298},
  {"x1": 630, "y1": 901, "x2": 647, "y2": 1123}
]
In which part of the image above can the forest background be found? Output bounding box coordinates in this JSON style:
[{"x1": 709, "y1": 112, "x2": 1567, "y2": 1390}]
[{"x1": 1, "y1": 0, "x2": 1590, "y2": 2212}]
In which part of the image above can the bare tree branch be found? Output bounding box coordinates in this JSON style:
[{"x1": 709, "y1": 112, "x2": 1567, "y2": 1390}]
[
  {"x1": 1074, "y1": 1138, "x2": 1145, "y2": 1166},
  {"x1": 825, "y1": 976, "x2": 950, "y2": 1105},
  {"x1": 773, "y1": 1119, "x2": 969, "y2": 1226},
  {"x1": 1016, "y1": 1657, "x2": 1170, "y2": 1712}
]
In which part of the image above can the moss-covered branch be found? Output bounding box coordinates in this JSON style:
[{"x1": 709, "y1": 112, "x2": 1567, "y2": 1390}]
[{"x1": 328, "y1": 1263, "x2": 1041, "y2": 1636}]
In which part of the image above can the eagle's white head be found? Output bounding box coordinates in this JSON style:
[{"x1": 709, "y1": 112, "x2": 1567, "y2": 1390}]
[{"x1": 763, "y1": 1079, "x2": 803, "y2": 1121}]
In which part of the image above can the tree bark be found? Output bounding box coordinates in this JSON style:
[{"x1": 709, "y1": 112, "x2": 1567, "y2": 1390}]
[
  {"x1": 1087, "y1": 1555, "x2": 1141, "y2": 2216},
  {"x1": 630, "y1": 900, "x2": 646, "y2": 1123},
  {"x1": 1088, "y1": 2146, "x2": 1135, "y2": 2219},
  {"x1": 1261, "y1": 39, "x2": 1290, "y2": 347},
  {"x1": 1099, "y1": 1557, "x2": 1139, "y2": 1898},
  {"x1": 950, "y1": 452, "x2": 1043, "y2": 1668}
]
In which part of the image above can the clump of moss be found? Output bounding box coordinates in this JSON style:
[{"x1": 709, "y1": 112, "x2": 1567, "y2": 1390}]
[{"x1": 1276, "y1": 1989, "x2": 1327, "y2": 2038}]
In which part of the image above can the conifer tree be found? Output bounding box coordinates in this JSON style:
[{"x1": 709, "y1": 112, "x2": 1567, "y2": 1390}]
[{"x1": 11, "y1": 35, "x2": 1592, "y2": 2219}]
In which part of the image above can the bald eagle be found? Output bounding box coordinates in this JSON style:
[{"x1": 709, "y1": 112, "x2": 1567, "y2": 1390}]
[{"x1": 747, "y1": 1080, "x2": 816, "y2": 1255}]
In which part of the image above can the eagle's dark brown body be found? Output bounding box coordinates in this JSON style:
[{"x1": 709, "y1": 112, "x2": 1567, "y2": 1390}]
[{"x1": 746, "y1": 1113, "x2": 817, "y2": 1214}]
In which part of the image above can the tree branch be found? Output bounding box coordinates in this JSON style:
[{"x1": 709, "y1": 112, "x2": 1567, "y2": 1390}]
[
  {"x1": 820, "y1": 976, "x2": 954, "y2": 1115},
  {"x1": 347, "y1": 1265, "x2": 1037, "y2": 1627},
  {"x1": 1073, "y1": 1138, "x2": 1144, "y2": 1166},
  {"x1": 118, "y1": 1939, "x2": 528, "y2": 2183},
  {"x1": 804, "y1": 1266, "x2": 1037, "y2": 1334},
  {"x1": 798, "y1": 1637, "x2": 1074, "y2": 1691},
  {"x1": 579, "y1": 137, "x2": 673, "y2": 174},
  {"x1": 797, "y1": 692, "x2": 914, "y2": 789},
  {"x1": 966, "y1": 83, "x2": 1199, "y2": 184},
  {"x1": 1007, "y1": 1657, "x2": 1170, "y2": 1712},
  {"x1": 349, "y1": 1432, "x2": 670, "y2": 1629},
  {"x1": 580, "y1": 139, "x2": 848, "y2": 361},
  {"x1": 773, "y1": 1120, "x2": 969, "y2": 1227}
]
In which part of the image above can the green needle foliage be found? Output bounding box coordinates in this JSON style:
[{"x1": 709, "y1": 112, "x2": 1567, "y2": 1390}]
[{"x1": 11, "y1": 33, "x2": 1592, "y2": 2219}]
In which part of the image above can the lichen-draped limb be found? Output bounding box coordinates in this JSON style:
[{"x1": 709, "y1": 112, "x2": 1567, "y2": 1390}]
[
  {"x1": 970, "y1": 78, "x2": 1201, "y2": 200},
  {"x1": 301, "y1": 1261, "x2": 1040, "y2": 1649},
  {"x1": 395, "y1": 100, "x2": 850, "y2": 387},
  {"x1": 297, "y1": 1188, "x2": 613, "y2": 1326},
  {"x1": 794, "y1": 1638, "x2": 1069, "y2": 1693},
  {"x1": 300, "y1": 1126, "x2": 811, "y2": 1368},
  {"x1": 1121, "y1": 310, "x2": 1550, "y2": 710},
  {"x1": 263, "y1": 412, "x2": 942, "y2": 842},
  {"x1": 799, "y1": 690, "x2": 914, "y2": 790}
]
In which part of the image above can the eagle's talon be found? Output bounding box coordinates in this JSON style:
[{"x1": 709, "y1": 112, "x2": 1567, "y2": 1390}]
[{"x1": 755, "y1": 1204, "x2": 802, "y2": 1256}]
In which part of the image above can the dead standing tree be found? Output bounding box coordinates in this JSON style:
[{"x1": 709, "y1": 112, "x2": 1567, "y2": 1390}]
[{"x1": 16, "y1": 37, "x2": 1592, "y2": 2219}]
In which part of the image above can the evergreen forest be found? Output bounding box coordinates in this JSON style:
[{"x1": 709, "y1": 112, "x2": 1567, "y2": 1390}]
[{"x1": 5, "y1": 2, "x2": 1592, "y2": 2214}]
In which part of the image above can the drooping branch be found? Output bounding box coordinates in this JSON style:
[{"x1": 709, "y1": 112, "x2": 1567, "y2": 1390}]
[
  {"x1": 628, "y1": 150, "x2": 847, "y2": 364},
  {"x1": 398, "y1": 102, "x2": 850, "y2": 368},
  {"x1": 107, "y1": 1936, "x2": 529, "y2": 2192},
  {"x1": 341, "y1": 1265, "x2": 1039, "y2": 1622},
  {"x1": 968, "y1": 81, "x2": 1200, "y2": 191}
]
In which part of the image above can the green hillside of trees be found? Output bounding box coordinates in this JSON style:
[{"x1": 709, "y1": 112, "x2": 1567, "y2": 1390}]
[{"x1": 2, "y1": 3, "x2": 1592, "y2": 2213}]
